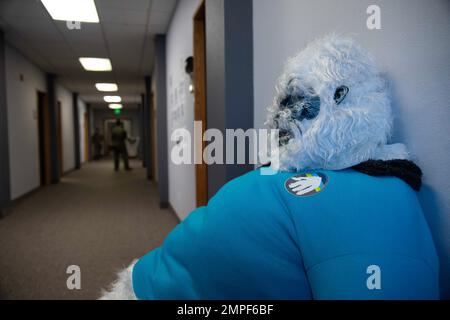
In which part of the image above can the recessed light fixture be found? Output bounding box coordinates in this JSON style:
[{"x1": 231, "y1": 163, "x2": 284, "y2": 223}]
[
  {"x1": 95, "y1": 83, "x2": 118, "y2": 92},
  {"x1": 41, "y1": 0, "x2": 100, "y2": 23},
  {"x1": 104, "y1": 96, "x2": 122, "y2": 103},
  {"x1": 79, "y1": 58, "x2": 112, "y2": 71},
  {"x1": 108, "y1": 104, "x2": 123, "y2": 110}
]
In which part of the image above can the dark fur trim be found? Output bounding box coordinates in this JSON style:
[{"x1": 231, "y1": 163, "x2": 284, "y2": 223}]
[
  {"x1": 352, "y1": 159, "x2": 422, "y2": 191},
  {"x1": 259, "y1": 160, "x2": 422, "y2": 191}
]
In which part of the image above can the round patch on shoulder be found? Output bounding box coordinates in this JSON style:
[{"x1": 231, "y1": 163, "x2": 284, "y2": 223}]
[{"x1": 285, "y1": 172, "x2": 329, "y2": 197}]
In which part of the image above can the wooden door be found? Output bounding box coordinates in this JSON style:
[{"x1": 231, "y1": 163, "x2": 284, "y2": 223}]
[
  {"x1": 57, "y1": 101, "x2": 63, "y2": 175},
  {"x1": 193, "y1": 0, "x2": 208, "y2": 207}
]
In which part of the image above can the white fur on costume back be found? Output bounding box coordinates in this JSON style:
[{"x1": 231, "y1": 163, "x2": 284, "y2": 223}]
[
  {"x1": 266, "y1": 34, "x2": 408, "y2": 172},
  {"x1": 99, "y1": 260, "x2": 137, "y2": 300}
]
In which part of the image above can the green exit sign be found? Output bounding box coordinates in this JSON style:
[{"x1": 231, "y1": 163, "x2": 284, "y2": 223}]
[{"x1": 114, "y1": 109, "x2": 122, "y2": 115}]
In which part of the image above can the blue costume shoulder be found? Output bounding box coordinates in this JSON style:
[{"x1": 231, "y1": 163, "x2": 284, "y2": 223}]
[{"x1": 132, "y1": 169, "x2": 439, "y2": 299}]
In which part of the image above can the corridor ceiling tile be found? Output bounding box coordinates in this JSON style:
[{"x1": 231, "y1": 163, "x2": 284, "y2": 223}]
[
  {"x1": 98, "y1": 8, "x2": 149, "y2": 26},
  {"x1": 70, "y1": 46, "x2": 109, "y2": 60},
  {"x1": 0, "y1": 0, "x2": 46, "y2": 20},
  {"x1": 148, "y1": 23, "x2": 167, "y2": 35},
  {"x1": 0, "y1": 0, "x2": 178, "y2": 102},
  {"x1": 103, "y1": 24, "x2": 148, "y2": 39},
  {"x1": 149, "y1": 11, "x2": 172, "y2": 27},
  {"x1": 96, "y1": 0, "x2": 151, "y2": 12},
  {"x1": 54, "y1": 20, "x2": 105, "y2": 44},
  {"x1": 151, "y1": 0, "x2": 178, "y2": 13},
  {"x1": 5, "y1": 35, "x2": 55, "y2": 72},
  {"x1": 1, "y1": 16, "x2": 65, "y2": 44}
]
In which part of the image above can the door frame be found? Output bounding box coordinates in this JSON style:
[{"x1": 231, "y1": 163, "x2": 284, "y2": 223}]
[
  {"x1": 37, "y1": 91, "x2": 51, "y2": 186},
  {"x1": 84, "y1": 112, "x2": 90, "y2": 162},
  {"x1": 193, "y1": 0, "x2": 208, "y2": 207},
  {"x1": 56, "y1": 101, "x2": 63, "y2": 175}
]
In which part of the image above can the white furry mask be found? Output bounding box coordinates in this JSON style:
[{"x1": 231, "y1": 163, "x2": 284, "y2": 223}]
[{"x1": 266, "y1": 35, "x2": 409, "y2": 172}]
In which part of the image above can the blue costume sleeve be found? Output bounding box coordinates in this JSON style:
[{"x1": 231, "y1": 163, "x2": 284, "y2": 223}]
[
  {"x1": 132, "y1": 206, "x2": 210, "y2": 299},
  {"x1": 132, "y1": 170, "x2": 313, "y2": 300}
]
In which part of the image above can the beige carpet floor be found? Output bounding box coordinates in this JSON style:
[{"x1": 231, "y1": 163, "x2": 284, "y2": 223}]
[{"x1": 0, "y1": 159, "x2": 179, "y2": 300}]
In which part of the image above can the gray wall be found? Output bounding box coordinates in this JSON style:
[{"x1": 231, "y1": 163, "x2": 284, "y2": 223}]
[
  {"x1": 154, "y1": 35, "x2": 169, "y2": 208},
  {"x1": 144, "y1": 76, "x2": 152, "y2": 179},
  {"x1": 253, "y1": 0, "x2": 450, "y2": 298},
  {"x1": 206, "y1": 0, "x2": 254, "y2": 198}
]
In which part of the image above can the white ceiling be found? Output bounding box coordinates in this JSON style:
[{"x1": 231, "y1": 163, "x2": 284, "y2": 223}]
[{"x1": 0, "y1": 0, "x2": 177, "y2": 106}]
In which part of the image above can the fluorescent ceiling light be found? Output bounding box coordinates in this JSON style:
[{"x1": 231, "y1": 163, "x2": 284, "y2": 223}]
[
  {"x1": 95, "y1": 83, "x2": 118, "y2": 92},
  {"x1": 79, "y1": 58, "x2": 112, "y2": 71},
  {"x1": 41, "y1": 0, "x2": 100, "y2": 23},
  {"x1": 108, "y1": 104, "x2": 123, "y2": 110},
  {"x1": 104, "y1": 96, "x2": 122, "y2": 103}
]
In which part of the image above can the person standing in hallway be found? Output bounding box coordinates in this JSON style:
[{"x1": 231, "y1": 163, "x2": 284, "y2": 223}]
[{"x1": 111, "y1": 120, "x2": 131, "y2": 171}]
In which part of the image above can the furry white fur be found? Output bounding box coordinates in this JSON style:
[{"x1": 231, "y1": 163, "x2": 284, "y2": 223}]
[
  {"x1": 100, "y1": 35, "x2": 409, "y2": 300},
  {"x1": 99, "y1": 260, "x2": 137, "y2": 300},
  {"x1": 266, "y1": 34, "x2": 408, "y2": 172}
]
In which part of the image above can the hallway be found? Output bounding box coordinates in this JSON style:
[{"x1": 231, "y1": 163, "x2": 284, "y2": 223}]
[{"x1": 0, "y1": 160, "x2": 179, "y2": 299}]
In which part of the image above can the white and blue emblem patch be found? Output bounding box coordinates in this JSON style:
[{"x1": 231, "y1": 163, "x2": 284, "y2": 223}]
[{"x1": 285, "y1": 172, "x2": 329, "y2": 196}]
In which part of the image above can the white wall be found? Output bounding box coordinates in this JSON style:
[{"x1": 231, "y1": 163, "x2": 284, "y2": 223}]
[
  {"x1": 166, "y1": 0, "x2": 202, "y2": 220},
  {"x1": 253, "y1": 0, "x2": 450, "y2": 298},
  {"x1": 56, "y1": 84, "x2": 75, "y2": 172},
  {"x1": 5, "y1": 45, "x2": 46, "y2": 200},
  {"x1": 5, "y1": 44, "x2": 79, "y2": 199}
]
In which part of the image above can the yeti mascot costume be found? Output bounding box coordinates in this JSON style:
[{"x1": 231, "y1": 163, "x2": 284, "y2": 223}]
[{"x1": 101, "y1": 35, "x2": 439, "y2": 300}]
